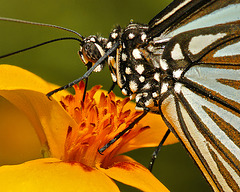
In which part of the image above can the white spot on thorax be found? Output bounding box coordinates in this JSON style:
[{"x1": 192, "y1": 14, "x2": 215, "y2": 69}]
[
  {"x1": 154, "y1": 73, "x2": 160, "y2": 82},
  {"x1": 143, "y1": 82, "x2": 151, "y2": 90},
  {"x1": 106, "y1": 42, "x2": 112, "y2": 49},
  {"x1": 171, "y1": 43, "x2": 184, "y2": 60},
  {"x1": 139, "y1": 76, "x2": 145, "y2": 83},
  {"x1": 135, "y1": 93, "x2": 142, "y2": 102},
  {"x1": 135, "y1": 64, "x2": 145, "y2": 74},
  {"x1": 161, "y1": 82, "x2": 169, "y2": 94},
  {"x1": 125, "y1": 67, "x2": 132, "y2": 75},
  {"x1": 141, "y1": 33, "x2": 147, "y2": 42},
  {"x1": 128, "y1": 33, "x2": 135, "y2": 39},
  {"x1": 160, "y1": 58, "x2": 169, "y2": 70},
  {"x1": 129, "y1": 80, "x2": 138, "y2": 92},
  {"x1": 122, "y1": 53, "x2": 128, "y2": 61},
  {"x1": 142, "y1": 92, "x2": 148, "y2": 97},
  {"x1": 188, "y1": 33, "x2": 227, "y2": 55},
  {"x1": 132, "y1": 49, "x2": 142, "y2": 59},
  {"x1": 152, "y1": 92, "x2": 159, "y2": 98},
  {"x1": 111, "y1": 32, "x2": 118, "y2": 39},
  {"x1": 173, "y1": 69, "x2": 183, "y2": 79}
]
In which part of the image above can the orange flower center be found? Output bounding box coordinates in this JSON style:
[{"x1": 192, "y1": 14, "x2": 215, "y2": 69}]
[{"x1": 60, "y1": 81, "x2": 149, "y2": 168}]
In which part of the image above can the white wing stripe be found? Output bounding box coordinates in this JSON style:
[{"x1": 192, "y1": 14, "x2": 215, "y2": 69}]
[
  {"x1": 153, "y1": 0, "x2": 192, "y2": 27},
  {"x1": 214, "y1": 41, "x2": 240, "y2": 57},
  {"x1": 184, "y1": 66, "x2": 240, "y2": 103},
  {"x1": 178, "y1": 101, "x2": 233, "y2": 192},
  {"x1": 188, "y1": 33, "x2": 227, "y2": 55},
  {"x1": 166, "y1": 4, "x2": 240, "y2": 38},
  {"x1": 208, "y1": 143, "x2": 240, "y2": 189},
  {"x1": 181, "y1": 87, "x2": 240, "y2": 159}
]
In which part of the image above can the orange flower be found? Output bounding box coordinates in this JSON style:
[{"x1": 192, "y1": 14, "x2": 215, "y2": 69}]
[{"x1": 0, "y1": 64, "x2": 178, "y2": 191}]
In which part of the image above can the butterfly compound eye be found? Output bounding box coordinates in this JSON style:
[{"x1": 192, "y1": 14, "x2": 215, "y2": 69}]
[{"x1": 78, "y1": 36, "x2": 106, "y2": 70}]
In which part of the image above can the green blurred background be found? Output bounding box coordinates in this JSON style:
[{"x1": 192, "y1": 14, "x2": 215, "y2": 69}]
[{"x1": 0, "y1": 0, "x2": 211, "y2": 191}]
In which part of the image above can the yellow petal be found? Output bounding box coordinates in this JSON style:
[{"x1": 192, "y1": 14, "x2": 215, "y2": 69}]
[
  {"x1": 0, "y1": 65, "x2": 77, "y2": 158},
  {"x1": 0, "y1": 158, "x2": 120, "y2": 192},
  {"x1": 0, "y1": 89, "x2": 77, "y2": 159},
  {"x1": 99, "y1": 155, "x2": 169, "y2": 192},
  {"x1": 0, "y1": 64, "x2": 69, "y2": 100},
  {"x1": 0, "y1": 96, "x2": 42, "y2": 165}
]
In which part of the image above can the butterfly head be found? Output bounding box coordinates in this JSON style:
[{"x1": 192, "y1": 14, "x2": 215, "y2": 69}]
[{"x1": 78, "y1": 35, "x2": 108, "y2": 72}]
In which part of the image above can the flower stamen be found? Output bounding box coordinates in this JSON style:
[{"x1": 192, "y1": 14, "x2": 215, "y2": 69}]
[{"x1": 61, "y1": 81, "x2": 149, "y2": 168}]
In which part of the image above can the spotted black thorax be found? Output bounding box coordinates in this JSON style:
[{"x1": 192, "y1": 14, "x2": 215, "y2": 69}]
[{"x1": 79, "y1": 22, "x2": 171, "y2": 112}]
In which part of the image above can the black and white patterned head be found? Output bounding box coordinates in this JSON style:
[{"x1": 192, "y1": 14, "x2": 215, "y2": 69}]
[{"x1": 78, "y1": 35, "x2": 107, "y2": 72}]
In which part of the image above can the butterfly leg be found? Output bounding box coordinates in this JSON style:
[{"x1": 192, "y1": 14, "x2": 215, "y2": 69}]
[
  {"x1": 108, "y1": 82, "x2": 116, "y2": 94},
  {"x1": 148, "y1": 129, "x2": 171, "y2": 172},
  {"x1": 98, "y1": 108, "x2": 150, "y2": 154}
]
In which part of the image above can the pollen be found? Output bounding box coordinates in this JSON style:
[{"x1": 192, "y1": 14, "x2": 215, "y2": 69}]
[{"x1": 60, "y1": 81, "x2": 148, "y2": 168}]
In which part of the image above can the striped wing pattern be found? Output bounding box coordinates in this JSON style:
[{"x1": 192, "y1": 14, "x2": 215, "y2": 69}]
[
  {"x1": 1, "y1": 0, "x2": 239, "y2": 191},
  {"x1": 150, "y1": 0, "x2": 240, "y2": 191}
]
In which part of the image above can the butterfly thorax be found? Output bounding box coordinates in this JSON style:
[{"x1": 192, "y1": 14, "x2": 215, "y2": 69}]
[
  {"x1": 106, "y1": 23, "x2": 175, "y2": 112},
  {"x1": 79, "y1": 23, "x2": 174, "y2": 112}
]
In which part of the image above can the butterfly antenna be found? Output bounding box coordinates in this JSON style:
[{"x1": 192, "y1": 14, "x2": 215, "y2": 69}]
[
  {"x1": 0, "y1": 17, "x2": 84, "y2": 39},
  {"x1": 0, "y1": 37, "x2": 82, "y2": 59}
]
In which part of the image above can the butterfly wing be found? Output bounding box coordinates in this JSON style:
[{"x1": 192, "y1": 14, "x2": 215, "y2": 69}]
[
  {"x1": 160, "y1": 27, "x2": 240, "y2": 192},
  {"x1": 147, "y1": 1, "x2": 240, "y2": 191},
  {"x1": 148, "y1": 0, "x2": 240, "y2": 38}
]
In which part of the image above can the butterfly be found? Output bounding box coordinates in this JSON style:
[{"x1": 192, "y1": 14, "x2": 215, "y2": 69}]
[
  {"x1": 1, "y1": 0, "x2": 240, "y2": 191},
  {"x1": 72, "y1": 1, "x2": 240, "y2": 191}
]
